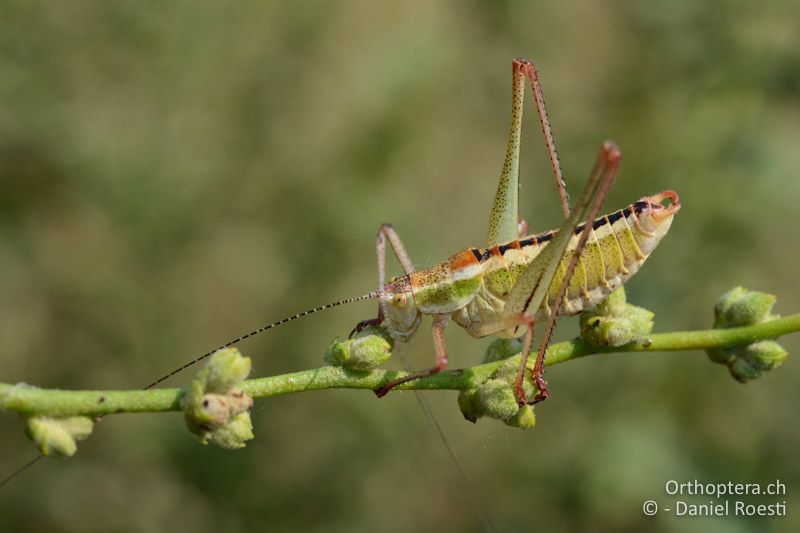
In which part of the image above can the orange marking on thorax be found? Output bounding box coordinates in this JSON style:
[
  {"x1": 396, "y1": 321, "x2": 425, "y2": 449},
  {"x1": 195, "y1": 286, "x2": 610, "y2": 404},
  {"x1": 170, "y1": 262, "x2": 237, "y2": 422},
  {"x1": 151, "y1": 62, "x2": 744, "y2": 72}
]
[
  {"x1": 408, "y1": 270, "x2": 432, "y2": 291},
  {"x1": 449, "y1": 249, "x2": 481, "y2": 272}
]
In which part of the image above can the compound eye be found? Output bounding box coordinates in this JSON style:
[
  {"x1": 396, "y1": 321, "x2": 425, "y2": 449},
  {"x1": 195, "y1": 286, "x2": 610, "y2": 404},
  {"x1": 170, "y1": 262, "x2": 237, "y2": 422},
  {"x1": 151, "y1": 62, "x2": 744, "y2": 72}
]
[{"x1": 392, "y1": 293, "x2": 407, "y2": 307}]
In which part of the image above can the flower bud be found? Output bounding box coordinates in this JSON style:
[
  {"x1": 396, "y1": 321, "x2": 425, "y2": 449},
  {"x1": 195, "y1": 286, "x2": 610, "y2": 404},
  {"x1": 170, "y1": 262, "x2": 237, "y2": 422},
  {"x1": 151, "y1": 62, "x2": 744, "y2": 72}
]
[
  {"x1": 477, "y1": 379, "x2": 519, "y2": 421},
  {"x1": 580, "y1": 288, "x2": 654, "y2": 348},
  {"x1": 324, "y1": 327, "x2": 393, "y2": 371},
  {"x1": 713, "y1": 287, "x2": 776, "y2": 328},
  {"x1": 457, "y1": 344, "x2": 541, "y2": 429},
  {"x1": 580, "y1": 316, "x2": 633, "y2": 348},
  {"x1": 707, "y1": 288, "x2": 786, "y2": 382},
  {"x1": 599, "y1": 285, "x2": 628, "y2": 314},
  {"x1": 204, "y1": 348, "x2": 252, "y2": 393},
  {"x1": 323, "y1": 339, "x2": 349, "y2": 366},
  {"x1": 457, "y1": 388, "x2": 481, "y2": 423},
  {"x1": 26, "y1": 416, "x2": 94, "y2": 458},
  {"x1": 206, "y1": 412, "x2": 254, "y2": 450},
  {"x1": 727, "y1": 340, "x2": 788, "y2": 383},
  {"x1": 347, "y1": 335, "x2": 392, "y2": 371},
  {"x1": 504, "y1": 404, "x2": 536, "y2": 429},
  {"x1": 183, "y1": 349, "x2": 254, "y2": 448}
]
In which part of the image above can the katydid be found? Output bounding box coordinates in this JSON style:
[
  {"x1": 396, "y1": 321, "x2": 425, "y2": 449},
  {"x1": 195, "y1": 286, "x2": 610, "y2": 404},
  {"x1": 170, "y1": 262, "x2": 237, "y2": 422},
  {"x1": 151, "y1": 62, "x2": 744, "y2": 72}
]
[
  {"x1": 0, "y1": 58, "x2": 680, "y2": 492},
  {"x1": 352, "y1": 59, "x2": 679, "y2": 403},
  {"x1": 143, "y1": 59, "x2": 679, "y2": 404}
]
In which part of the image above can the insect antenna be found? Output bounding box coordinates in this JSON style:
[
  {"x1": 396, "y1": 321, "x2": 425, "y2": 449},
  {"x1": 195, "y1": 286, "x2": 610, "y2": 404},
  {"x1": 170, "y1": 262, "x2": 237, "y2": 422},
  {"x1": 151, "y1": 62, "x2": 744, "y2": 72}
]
[
  {"x1": 404, "y1": 364, "x2": 497, "y2": 532},
  {"x1": 0, "y1": 455, "x2": 43, "y2": 490},
  {"x1": 0, "y1": 291, "x2": 381, "y2": 490},
  {"x1": 143, "y1": 290, "x2": 380, "y2": 390}
]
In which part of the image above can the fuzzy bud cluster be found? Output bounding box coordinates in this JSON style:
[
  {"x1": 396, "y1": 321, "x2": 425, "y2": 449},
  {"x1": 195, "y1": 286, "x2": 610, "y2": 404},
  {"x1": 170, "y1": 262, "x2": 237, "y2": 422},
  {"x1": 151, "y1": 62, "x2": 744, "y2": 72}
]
[
  {"x1": 182, "y1": 348, "x2": 254, "y2": 449},
  {"x1": 706, "y1": 287, "x2": 788, "y2": 382},
  {"x1": 324, "y1": 326, "x2": 393, "y2": 371},
  {"x1": 580, "y1": 287, "x2": 654, "y2": 348},
  {"x1": 458, "y1": 346, "x2": 536, "y2": 429},
  {"x1": 25, "y1": 414, "x2": 94, "y2": 458}
]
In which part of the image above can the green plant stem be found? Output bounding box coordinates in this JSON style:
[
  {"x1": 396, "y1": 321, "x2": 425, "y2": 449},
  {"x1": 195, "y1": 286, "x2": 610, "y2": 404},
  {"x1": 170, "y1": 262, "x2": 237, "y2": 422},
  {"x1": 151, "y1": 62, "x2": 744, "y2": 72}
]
[{"x1": 2, "y1": 314, "x2": 798, "y2": 418}]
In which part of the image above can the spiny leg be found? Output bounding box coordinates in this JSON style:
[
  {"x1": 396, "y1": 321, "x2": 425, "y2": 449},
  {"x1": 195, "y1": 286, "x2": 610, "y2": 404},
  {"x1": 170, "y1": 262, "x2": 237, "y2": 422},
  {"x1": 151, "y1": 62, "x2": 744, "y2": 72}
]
[
  {"x1": 511, "y1": 141, "x2": 622, "y2": 405},
  {"x1": 513, "y1": 314, "x2": 536, "y2": 401},
  {"x1": 487, "y1": 59, "x2": 571, "y2": 248},
  {"x1": 350, "y1": 223, "x2": 415, "y2": 336},
  {"x1": 375, "y1": 314, "x2": 450, "y2": 397},
  {"x1": 516, "y1": 59, "x2": 571, "y2": 219},
  {"x1": 527, "y1": 143, "x2": 621, "y2": 404}
]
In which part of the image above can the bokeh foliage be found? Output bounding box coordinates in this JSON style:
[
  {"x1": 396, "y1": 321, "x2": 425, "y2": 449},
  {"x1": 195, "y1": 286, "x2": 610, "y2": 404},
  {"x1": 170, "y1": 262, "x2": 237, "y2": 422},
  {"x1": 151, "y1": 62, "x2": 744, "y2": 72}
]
[{"x1": 1, "y1": 1, "x2": 799, "y2": 531}]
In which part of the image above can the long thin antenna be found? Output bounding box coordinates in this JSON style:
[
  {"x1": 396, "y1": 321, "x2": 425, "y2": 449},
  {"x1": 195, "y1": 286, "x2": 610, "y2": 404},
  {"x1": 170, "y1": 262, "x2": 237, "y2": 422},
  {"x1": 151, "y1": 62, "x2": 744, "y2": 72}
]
[
  {"x1": 393, "y1": 345, "x2": 497, "y2": 533},
  {"x1": 143, "y1": 290, "x2": 379, "y2": 390},
  {"x1": 0, "y1": 290, "x2": 379, "y2": 490},
  {"x1": 0, "y1": 455, "x2": 43, "y2": 490}
]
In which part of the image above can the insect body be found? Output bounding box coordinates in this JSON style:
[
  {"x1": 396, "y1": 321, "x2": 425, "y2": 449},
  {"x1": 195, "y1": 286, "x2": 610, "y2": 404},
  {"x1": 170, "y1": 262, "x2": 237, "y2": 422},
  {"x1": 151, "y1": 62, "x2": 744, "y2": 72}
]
[
  {"x1": 0, "y1": 57, "x2": 681, "y2": 493},
  {"x1": 356, "y1": 59, "x2": 681, "y2": 402},
  {"x1": 143, "y1": 58, "x2": 679, "y2": 402},
  {"x1": 382, "y1": 192, "x2": 679, "y2": 343}
]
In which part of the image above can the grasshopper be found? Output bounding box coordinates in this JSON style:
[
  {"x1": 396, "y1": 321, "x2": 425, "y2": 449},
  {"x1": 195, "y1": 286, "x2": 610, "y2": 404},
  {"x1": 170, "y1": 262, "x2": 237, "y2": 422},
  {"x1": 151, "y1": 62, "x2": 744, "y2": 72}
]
[
  {"x1": 143, "y1": 59, "x2": 679, "y2": 404},
  {"x1": 0, "y1": 58, "x2": 680, "y2": 491},
  {"x1": 352, "y1": 59, "x2": 680, "y2": 403},
  {"x1": 0, "y1": 59, "x2": 680, "y2": 486}
]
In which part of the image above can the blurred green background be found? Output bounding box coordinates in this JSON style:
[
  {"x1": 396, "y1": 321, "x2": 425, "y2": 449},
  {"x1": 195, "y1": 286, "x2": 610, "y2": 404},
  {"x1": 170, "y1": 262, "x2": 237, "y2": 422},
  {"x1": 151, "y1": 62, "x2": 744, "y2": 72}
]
[{"x1": 1, "y1": 1, "x2": 799, "y2": 531}]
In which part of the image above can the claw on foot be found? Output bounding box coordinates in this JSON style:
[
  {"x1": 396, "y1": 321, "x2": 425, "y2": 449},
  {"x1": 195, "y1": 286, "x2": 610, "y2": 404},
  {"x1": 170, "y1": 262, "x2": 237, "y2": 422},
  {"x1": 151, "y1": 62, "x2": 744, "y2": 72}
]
[
  {"x1": 374, "y1": 376, "x2": 406, "y2": 398},
  {"x1": 516, "y1": 373, "x2": 550, "y2": 406},
  {"x1": 530, "y1": 375, "x2": 550, "y2": 405}
]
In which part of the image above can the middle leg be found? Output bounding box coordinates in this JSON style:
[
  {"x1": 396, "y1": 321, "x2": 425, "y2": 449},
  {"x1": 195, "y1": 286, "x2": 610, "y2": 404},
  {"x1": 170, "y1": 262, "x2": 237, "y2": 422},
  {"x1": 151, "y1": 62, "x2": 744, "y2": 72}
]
[{"x1": 374, "y1": 314, "x2": 450, "y2": 397}]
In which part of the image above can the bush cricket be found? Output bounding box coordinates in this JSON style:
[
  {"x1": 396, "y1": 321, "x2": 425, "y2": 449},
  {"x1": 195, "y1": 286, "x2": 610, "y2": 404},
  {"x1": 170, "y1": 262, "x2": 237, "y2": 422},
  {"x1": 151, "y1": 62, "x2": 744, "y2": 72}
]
[
  {"x1": 1, "y1": 58, "x2": 681, "y2": 492},
  {"x1": 351, "y1": 59, "x2": 679, "y2": 403},
  {"x1": 144, "y1": 59, "x2": 680, "y2": 406}
]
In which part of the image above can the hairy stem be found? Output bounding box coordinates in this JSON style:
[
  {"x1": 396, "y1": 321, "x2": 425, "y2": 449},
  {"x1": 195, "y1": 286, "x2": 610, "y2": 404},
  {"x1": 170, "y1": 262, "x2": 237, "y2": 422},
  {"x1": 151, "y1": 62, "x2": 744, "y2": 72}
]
[{"x1": 2, "y1": 314, "x2": 798, "y2": 418}]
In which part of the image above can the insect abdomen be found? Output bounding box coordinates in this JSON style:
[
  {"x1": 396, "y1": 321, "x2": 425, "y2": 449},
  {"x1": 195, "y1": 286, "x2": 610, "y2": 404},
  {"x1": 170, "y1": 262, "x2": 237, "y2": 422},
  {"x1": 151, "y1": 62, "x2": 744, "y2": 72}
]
[
  {"x1": 544, "y1": 217, "x2": 639, "y2": 316},
  {"x1": 482, "y1": 192, "x2": 679, "y2": 319},
  {"x1": 545, "y1": 193, "x2": 679, "y2": 317}
]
